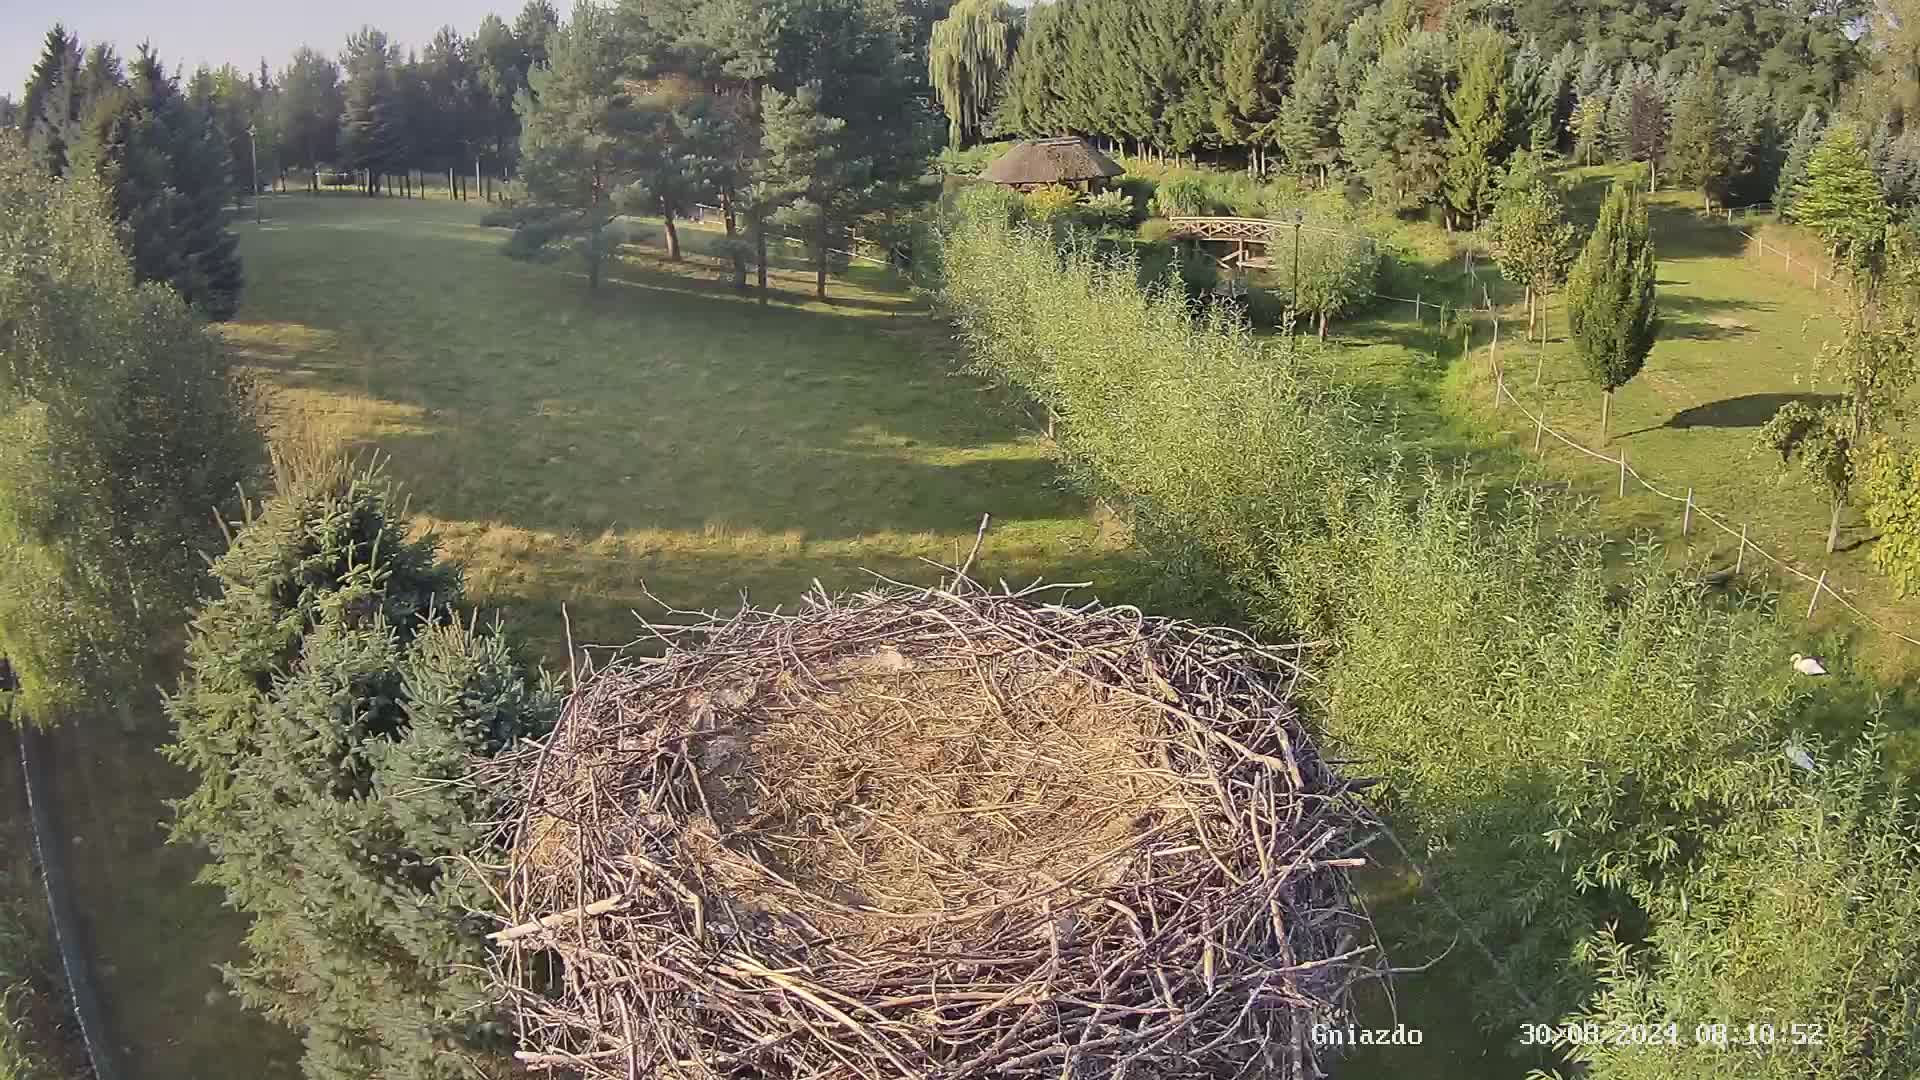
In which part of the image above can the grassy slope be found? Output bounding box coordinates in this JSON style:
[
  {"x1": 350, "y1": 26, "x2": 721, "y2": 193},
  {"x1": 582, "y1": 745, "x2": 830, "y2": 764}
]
[
  {"x1": 1321, "y1": 167, "x2": 1920, "y2": 766},
  {"x1": 42, "y1": 191, "x2": 1157, "y2": 1080}
]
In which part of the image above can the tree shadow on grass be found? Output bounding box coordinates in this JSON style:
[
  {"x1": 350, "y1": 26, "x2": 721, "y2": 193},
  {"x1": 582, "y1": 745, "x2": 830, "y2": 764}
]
[{"x1": 1617, "y1": 392, "x2": 1844, "y2": 438}]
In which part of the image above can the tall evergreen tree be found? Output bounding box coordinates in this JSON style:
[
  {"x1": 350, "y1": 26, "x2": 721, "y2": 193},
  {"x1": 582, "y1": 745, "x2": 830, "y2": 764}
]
[
  {"x1": 927, "y1": 0, "x2": 1020, "y2": 148},
  {"x1": 1666, "y1": 61, "x2": 1734, "y2": 209},
  {"x1": 340, "y1": 27, "x2": 404, "y2": 195},
  {"x1": 21, "y1": 24, "x2": 83, "y2": 175},
  {"x1": 1217, "y1": 0, "x2": 1292, "y2": 167},
  {"x1": 1273, "y1": 40, "x2": 1342, "y2": 184},
  {"x1": 0, "y1": 133, "x2": 261, "y2": 719},
  {"x1": 509, "y1": 1, "x2": 645, "y2": 290},
  {"x1": 279, "y1": 48, "x2": 344, "y2": 191},
  {"x1": 1444, "y1": 28, "x2": 1510, "y2": 229},
  {"x1": 1339, "y1": 32, "x2": 1448, "y2": 211},
  {"x1": 1566, "y1": 178, "x2": 1659, "y2": 442},
  {"x1": 167, "y1": 459, "x2": 558, "y2": 1080},
  {"x1": 1793, "y1": 123, "x2": 1890, "y2": 278},
  {"x1": 79, "y1": 46, "x2": 246, "y2": 320}
]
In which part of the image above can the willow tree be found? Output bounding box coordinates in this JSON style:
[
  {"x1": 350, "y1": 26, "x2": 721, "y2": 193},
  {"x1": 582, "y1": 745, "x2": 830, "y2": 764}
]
[{"x1": 928, "y1": 0, "x2": 1020, "y2": 148}]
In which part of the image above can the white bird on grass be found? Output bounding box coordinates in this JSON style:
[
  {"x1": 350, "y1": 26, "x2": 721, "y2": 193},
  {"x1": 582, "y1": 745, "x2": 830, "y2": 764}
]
[
  {"x1": 1783, "y1": 742, "x2": 1818, "y2": 774},
  {"x1": 1790, "y1": 653, "x2": 1828, "y2": 676}
]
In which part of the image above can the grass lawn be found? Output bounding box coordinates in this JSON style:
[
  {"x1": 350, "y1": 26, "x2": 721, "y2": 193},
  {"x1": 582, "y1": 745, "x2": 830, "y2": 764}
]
[{"x1": 1314, "y1": 168, "x2": 1920, "y2": 768}]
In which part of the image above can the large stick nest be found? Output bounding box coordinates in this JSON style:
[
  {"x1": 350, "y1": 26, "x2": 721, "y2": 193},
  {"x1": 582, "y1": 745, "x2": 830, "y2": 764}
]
[{"x1": 475, "y1": 579, "x2": 1386, "y2": 1079}]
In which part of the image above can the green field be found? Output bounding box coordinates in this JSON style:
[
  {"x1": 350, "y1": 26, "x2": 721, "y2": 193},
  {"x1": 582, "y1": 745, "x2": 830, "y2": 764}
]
[
  {"x1": 38, "y1": 191, "x2": 1166, "y2": 1079},
  {"x1": 1317, "y1": 169, "x2": 1920, "y2": 759}
]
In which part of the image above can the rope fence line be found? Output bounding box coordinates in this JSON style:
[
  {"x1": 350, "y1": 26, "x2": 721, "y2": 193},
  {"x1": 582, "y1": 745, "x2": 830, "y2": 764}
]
[
  {"x1": 1476, "y1": 329, "x2": 1920, "y2": 649},
  {"x1": 690, "y1": 203, "x2": 899, "y2": 268}
]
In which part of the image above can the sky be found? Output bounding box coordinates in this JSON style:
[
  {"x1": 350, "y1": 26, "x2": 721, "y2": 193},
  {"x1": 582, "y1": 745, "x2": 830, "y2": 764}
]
[{"x1": 3, "y1": 2, "x2": 517, "y2": 97}]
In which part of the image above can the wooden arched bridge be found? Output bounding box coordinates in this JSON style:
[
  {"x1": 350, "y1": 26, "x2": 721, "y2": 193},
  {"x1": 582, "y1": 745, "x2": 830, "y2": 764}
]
[{"x1": 1166, "y1": 216, "x2": 1293, "y2": 269}]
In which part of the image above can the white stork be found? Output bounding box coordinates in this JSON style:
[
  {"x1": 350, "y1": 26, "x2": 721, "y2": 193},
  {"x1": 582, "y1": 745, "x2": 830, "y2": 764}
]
[{"x1": 1790, "y1": 653, "x2": 1828, "y2": 676}]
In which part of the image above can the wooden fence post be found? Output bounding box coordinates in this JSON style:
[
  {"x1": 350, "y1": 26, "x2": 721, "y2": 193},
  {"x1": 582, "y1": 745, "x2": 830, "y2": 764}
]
[
  {"x1": 1682, "y1": 488, "x2": 1693, "y2": 536},
  {"x1": 1533, "y1": 413, "x2": 1544, "y2": 452},
  {"x1": 1414, "y1": 292, "x2": 1421, "y2": 321},
  {"x1": 1618, "y1": 451, "x2": 1628, "y2": 498},
  {"x1": 1735, "y1": 524, "x2": 1748, "y2": 573},
  {"x1": 1807, "y1": 570, "x2": 1828, "y2": 619}
]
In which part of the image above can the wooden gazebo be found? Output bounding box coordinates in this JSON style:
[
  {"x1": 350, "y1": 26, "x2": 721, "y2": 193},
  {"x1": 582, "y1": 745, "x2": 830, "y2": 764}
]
[{"x1": 980, "y1": 137, "x2": 1125, "y2": 193}]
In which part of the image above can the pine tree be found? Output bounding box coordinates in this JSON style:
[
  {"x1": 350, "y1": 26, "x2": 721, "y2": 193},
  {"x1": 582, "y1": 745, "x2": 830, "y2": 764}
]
[
  {"x1": 927, "y1": 0, "x2": 1020, "y2": 148},
  {"x1": 1339, "y1": 33, "x2": 1447, "y2": 211},
  {"x1": 279, "y1": 48, "x2": 344, "y2": 191},
  {"x1": 340, "y1": 27, "x2": 404, "y2": 195},
  {"x1": 1274, "y1": 40, "x2": 1342, "y2": 185},
  {"x1": 1444, "y1": 28, "x2": 1509, "y2": 229},
  {"x1": 509, "y1": 1, "x2": 645, "y2": 290},
  {"x1": 1665, "y1": 61, "x2": 1732, "y2": 209},
  {"x1": 1565, "y1": 178, "x2": 1658, "y2": 443},
  {"x1": 166, "y1": 458, "x2": 558, "y2": 1080},
  {"x1": 0, "y1": 133, "x2": 261, "y2": 720},
  {"x1": 1572, "y1": 94, "x2": 1606, "y2": 166},
  {"x1": 1217, "y1": 0, "x2": 1291, "y2": 166},
  {"x1": 22, "y1": 24, "x2": 83, "y2": 175}
]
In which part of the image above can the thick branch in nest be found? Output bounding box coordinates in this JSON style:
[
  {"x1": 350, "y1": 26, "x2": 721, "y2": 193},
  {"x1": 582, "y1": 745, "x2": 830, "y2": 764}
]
[{"x1": 471, "y1": 578, "x2": 1387, "y2": 1080}]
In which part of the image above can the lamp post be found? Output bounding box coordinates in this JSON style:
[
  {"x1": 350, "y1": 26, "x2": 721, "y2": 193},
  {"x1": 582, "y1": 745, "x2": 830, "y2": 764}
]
[
  {"x1": 248, "y1": 123, "x2": 261, "y2": 224},
  {"x1": 1291, "y1": 209, "x2": 1303, "y2": 334}
]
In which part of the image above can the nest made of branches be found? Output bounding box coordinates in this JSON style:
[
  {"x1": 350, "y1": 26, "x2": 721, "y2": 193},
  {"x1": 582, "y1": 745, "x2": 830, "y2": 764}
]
[{"x1": 474, "y1": 578, "x2": 1387, "y2": 1080}]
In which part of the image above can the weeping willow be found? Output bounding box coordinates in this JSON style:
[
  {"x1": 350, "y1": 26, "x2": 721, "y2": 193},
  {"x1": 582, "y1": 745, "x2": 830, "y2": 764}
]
[{"x1": 928, "y1": 0, "x2": 1020, "y2": 148}]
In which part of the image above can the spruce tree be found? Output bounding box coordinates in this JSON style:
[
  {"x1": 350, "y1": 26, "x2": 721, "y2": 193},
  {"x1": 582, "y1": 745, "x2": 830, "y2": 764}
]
[
  {"x1": 1792, "y1": 123, "x2": 1890, "y2": 279},
  {"x1": 1565, "y1": 178, "x2": 1658, "y2": 443},
  {"x1": 80, "y1": 46, "x2": 246, "y2": 320},
  {"x1": 21, "y1": 24, "x2": 83, "y2": 176},
  {"x1": 0, "y1": 133, "x2": 261, "y2": 719},
  {"x1": 279, "y1": 48, "x2": 344, "y2": 191},
  {"x1": 167, "y1": 458, "x2": 559, "y2": 1080},
  {"x1": 1217, "y1": 0, "x2": 1291, "y2": 164},
  {"x1": 1443, "y1": 28, "x2": 1509, "y2": 229},
  {"x1": 927, "y1": 0, "x2": 1020, "y2": 148},
  {"x1": 1274, "y1": 40, "x2": 1342, "y2": 185},
  {"x1": 1339, "y1": 33, "x2": 1448, "y2": 211},
  {"x1": 1665, "y1": 61, "x2": 1732, "y2": 209}
]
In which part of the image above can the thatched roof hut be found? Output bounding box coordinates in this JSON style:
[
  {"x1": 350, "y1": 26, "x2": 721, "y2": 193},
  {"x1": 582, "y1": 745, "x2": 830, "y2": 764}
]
[
  {"x1": 980, "y1": 137, "x2": 1125, "y2": 191},
  {"x1": 477, "y1": 576, "x2": 1386, "y2": 1080}
]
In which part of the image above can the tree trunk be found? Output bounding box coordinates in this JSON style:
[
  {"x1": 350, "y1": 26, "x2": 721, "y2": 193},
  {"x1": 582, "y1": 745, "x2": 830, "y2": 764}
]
[
  {"x1": 1317, "y1": 311, "x2": 1327, "y2": 339},
  {"x1": 661, "y1": 199, "x2": 682, "y2": 261},
  {"x1": 723, "y1": 192, "x2": 746, "y2": 289},
  {"x1": 1526, "y1": 288, "x2": 1536, "y2": 342},
  {"x1": 815, "y1": 209, "x2": 829, "y2": 301},
  {"x1": 1601, "y1": 388, "x2": 1612, "y2": 443},
  {"x1": 1827, "y1": 499, "x2": 1843, "y2": 554},
  {"x1": 756, "y1": 218, "x2": 769, "y2": 302}
]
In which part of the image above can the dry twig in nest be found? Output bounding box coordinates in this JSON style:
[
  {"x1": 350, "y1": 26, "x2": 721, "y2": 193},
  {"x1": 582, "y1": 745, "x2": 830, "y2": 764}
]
[{"x1": 471, "y1": 576, "x2": 1386, "y2": 1079}]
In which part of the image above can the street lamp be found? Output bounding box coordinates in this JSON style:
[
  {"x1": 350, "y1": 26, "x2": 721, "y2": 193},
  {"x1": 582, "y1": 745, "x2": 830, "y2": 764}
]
[
  {"x1": 1291, "y1": 209, "x2": 1303, "y2": 335},
  {"x1": 248, "y1": 124, "x2": 261, "y2": 224}
]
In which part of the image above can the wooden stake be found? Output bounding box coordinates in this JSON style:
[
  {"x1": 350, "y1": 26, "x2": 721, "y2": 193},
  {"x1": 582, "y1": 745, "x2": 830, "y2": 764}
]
[
  {"x1": 1735, "y1": 524, "x2": 1748, "y2": 573},
  {"x1": 1414, "y1": 292, "x2": 1421, "y2": 320},
  {"x1": 1618, "y1": 451, "x2": 1627, "y2": 498},
  {"x1": 1807, "y1": 570, "x2": 1828, "y2": 619},
  {"x1": 1682, "y1": 488, "x2": 1693, "y2": 536},
  {"x1": 1533, "y1": 413, "x2": 1544, "y2": 452}
]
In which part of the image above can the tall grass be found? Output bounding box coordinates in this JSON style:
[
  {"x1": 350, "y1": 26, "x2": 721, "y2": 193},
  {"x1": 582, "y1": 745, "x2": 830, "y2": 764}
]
[{"x1": 932, "y1": 211, "x2": 1920, "y2": 1070}]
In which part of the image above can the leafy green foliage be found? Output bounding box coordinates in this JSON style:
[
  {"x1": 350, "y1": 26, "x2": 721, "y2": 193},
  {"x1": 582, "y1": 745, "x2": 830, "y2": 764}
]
[
  {"x1": 1792, "y1": 124, "x2": 1890, "y2": 277},
  {"x1": 1862, "y1": 437, "x2": 1920, "y2": 596},
  {"x1": 1021, "y1": 183, "x2": 1079, "y2": 223},
  {"x1": 928, "y1": 0, "x2": 1020, "y2": 148},
  {"x1": 1664, "y1": 62, "x2": 1733, "y2": 208},
  {"x1": 0, "y1": 134, "x2": 261, "y2": 719},
  {"x1": 1442, "y1": 28, "x2": 1508, "y2": 228},
  {"x1": 1076, "y1": 188, "x2": 1138, "y2": 228},
  {"x1": 1564, "y1": 728, "x2": 1920, "y2": 1080},
  {"x1": 1490, "y1": 154, "x2": 1577, "y2": 317},
  {"x1": 1272, "y1": 213, "x2": 1380, "y2": 337},
  {"x1": 1148, "y1": 174, "x2": 1216, "y2": 217},
  {"x1": 1566, "y1": 179, "x2": 1657, "y2": 431},
  {"x1": 166, "y1": 458, "x2": 559, "y2": 1080}
]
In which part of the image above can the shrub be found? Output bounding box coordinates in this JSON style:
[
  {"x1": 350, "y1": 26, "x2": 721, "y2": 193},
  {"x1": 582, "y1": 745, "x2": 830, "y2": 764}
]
[
  {"x1": 1862, "y1": 435, "x2": 1920, "y2": 595},
  {"x1": 1076, "y1": 189, "x2": 1138, "y2": 229},
  {"x1": 1150, "y1": 175, "x2": 1217, "y2": 218},
  {"x1": 1266, "y1": 212, "x2": 1381, "y2": 337},
  {"x1": 1022, "y1": 183, "x2": 1080, "y2": 224},
  {"x1": 952, "y1": 181, "x2": 1027, "y2": 227},
  {"x1": 1137, "y1": 218, "x2": 1173, "y2": 244},
  {"x1": 930, "y1": 215, "x2": 1918, "y2": 1056}
]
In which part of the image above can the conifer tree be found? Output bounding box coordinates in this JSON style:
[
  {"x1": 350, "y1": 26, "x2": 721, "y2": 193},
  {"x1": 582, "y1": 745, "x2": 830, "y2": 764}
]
[
  {"x1": 22, "y1": 24, "x2": 83, "y2": 175},
  {"x1": 1444, "y1": 29, "x2": 1509, "y2": 229},
  {"x1": 1792, "y1": 123, "x2": 1890, "y2": 279},
  {"x1": 927, "y1": 0, "x2": 1020, "y2": 148},
  {"x1": 167, "y1": 458, "x2": 558, "y2": 1080},
  {"x1": 1339, "y1": 33, "x2": 1447, "y2": 211},
  {"x1": 1566, "y1": 178, "x2": 1658, "y2": 442},
  {"x1": 78, "y1": 46, "x2": 246, "y2": 320},
  {"x1": 340, "y1": 27, "x2": 403, "y2": 195},
  {"x1": 1217, "y1": 0, "x2": 1291, "y2": 167},
  {"x1": 1665, "y1": 61, "x2": 1733, "y2": 209},
  {"x1": 279, "y1": 48, "x2": 344, "y2": 191},
  {"x1": 1274, "y1": 40, "x2": 1342, "y2": 185},
  {"x1": 509, "y1": 1, "x2": 644, "y2": 290},
  {"x1": 0, "y1": 134, "x2": 260, "y2": 719}
]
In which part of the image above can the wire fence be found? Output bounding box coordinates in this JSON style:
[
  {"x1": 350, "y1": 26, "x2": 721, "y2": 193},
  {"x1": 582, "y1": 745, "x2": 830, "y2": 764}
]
[{"x1": 1472, "y1": 317, "x2": 1920, "y2": 648}]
